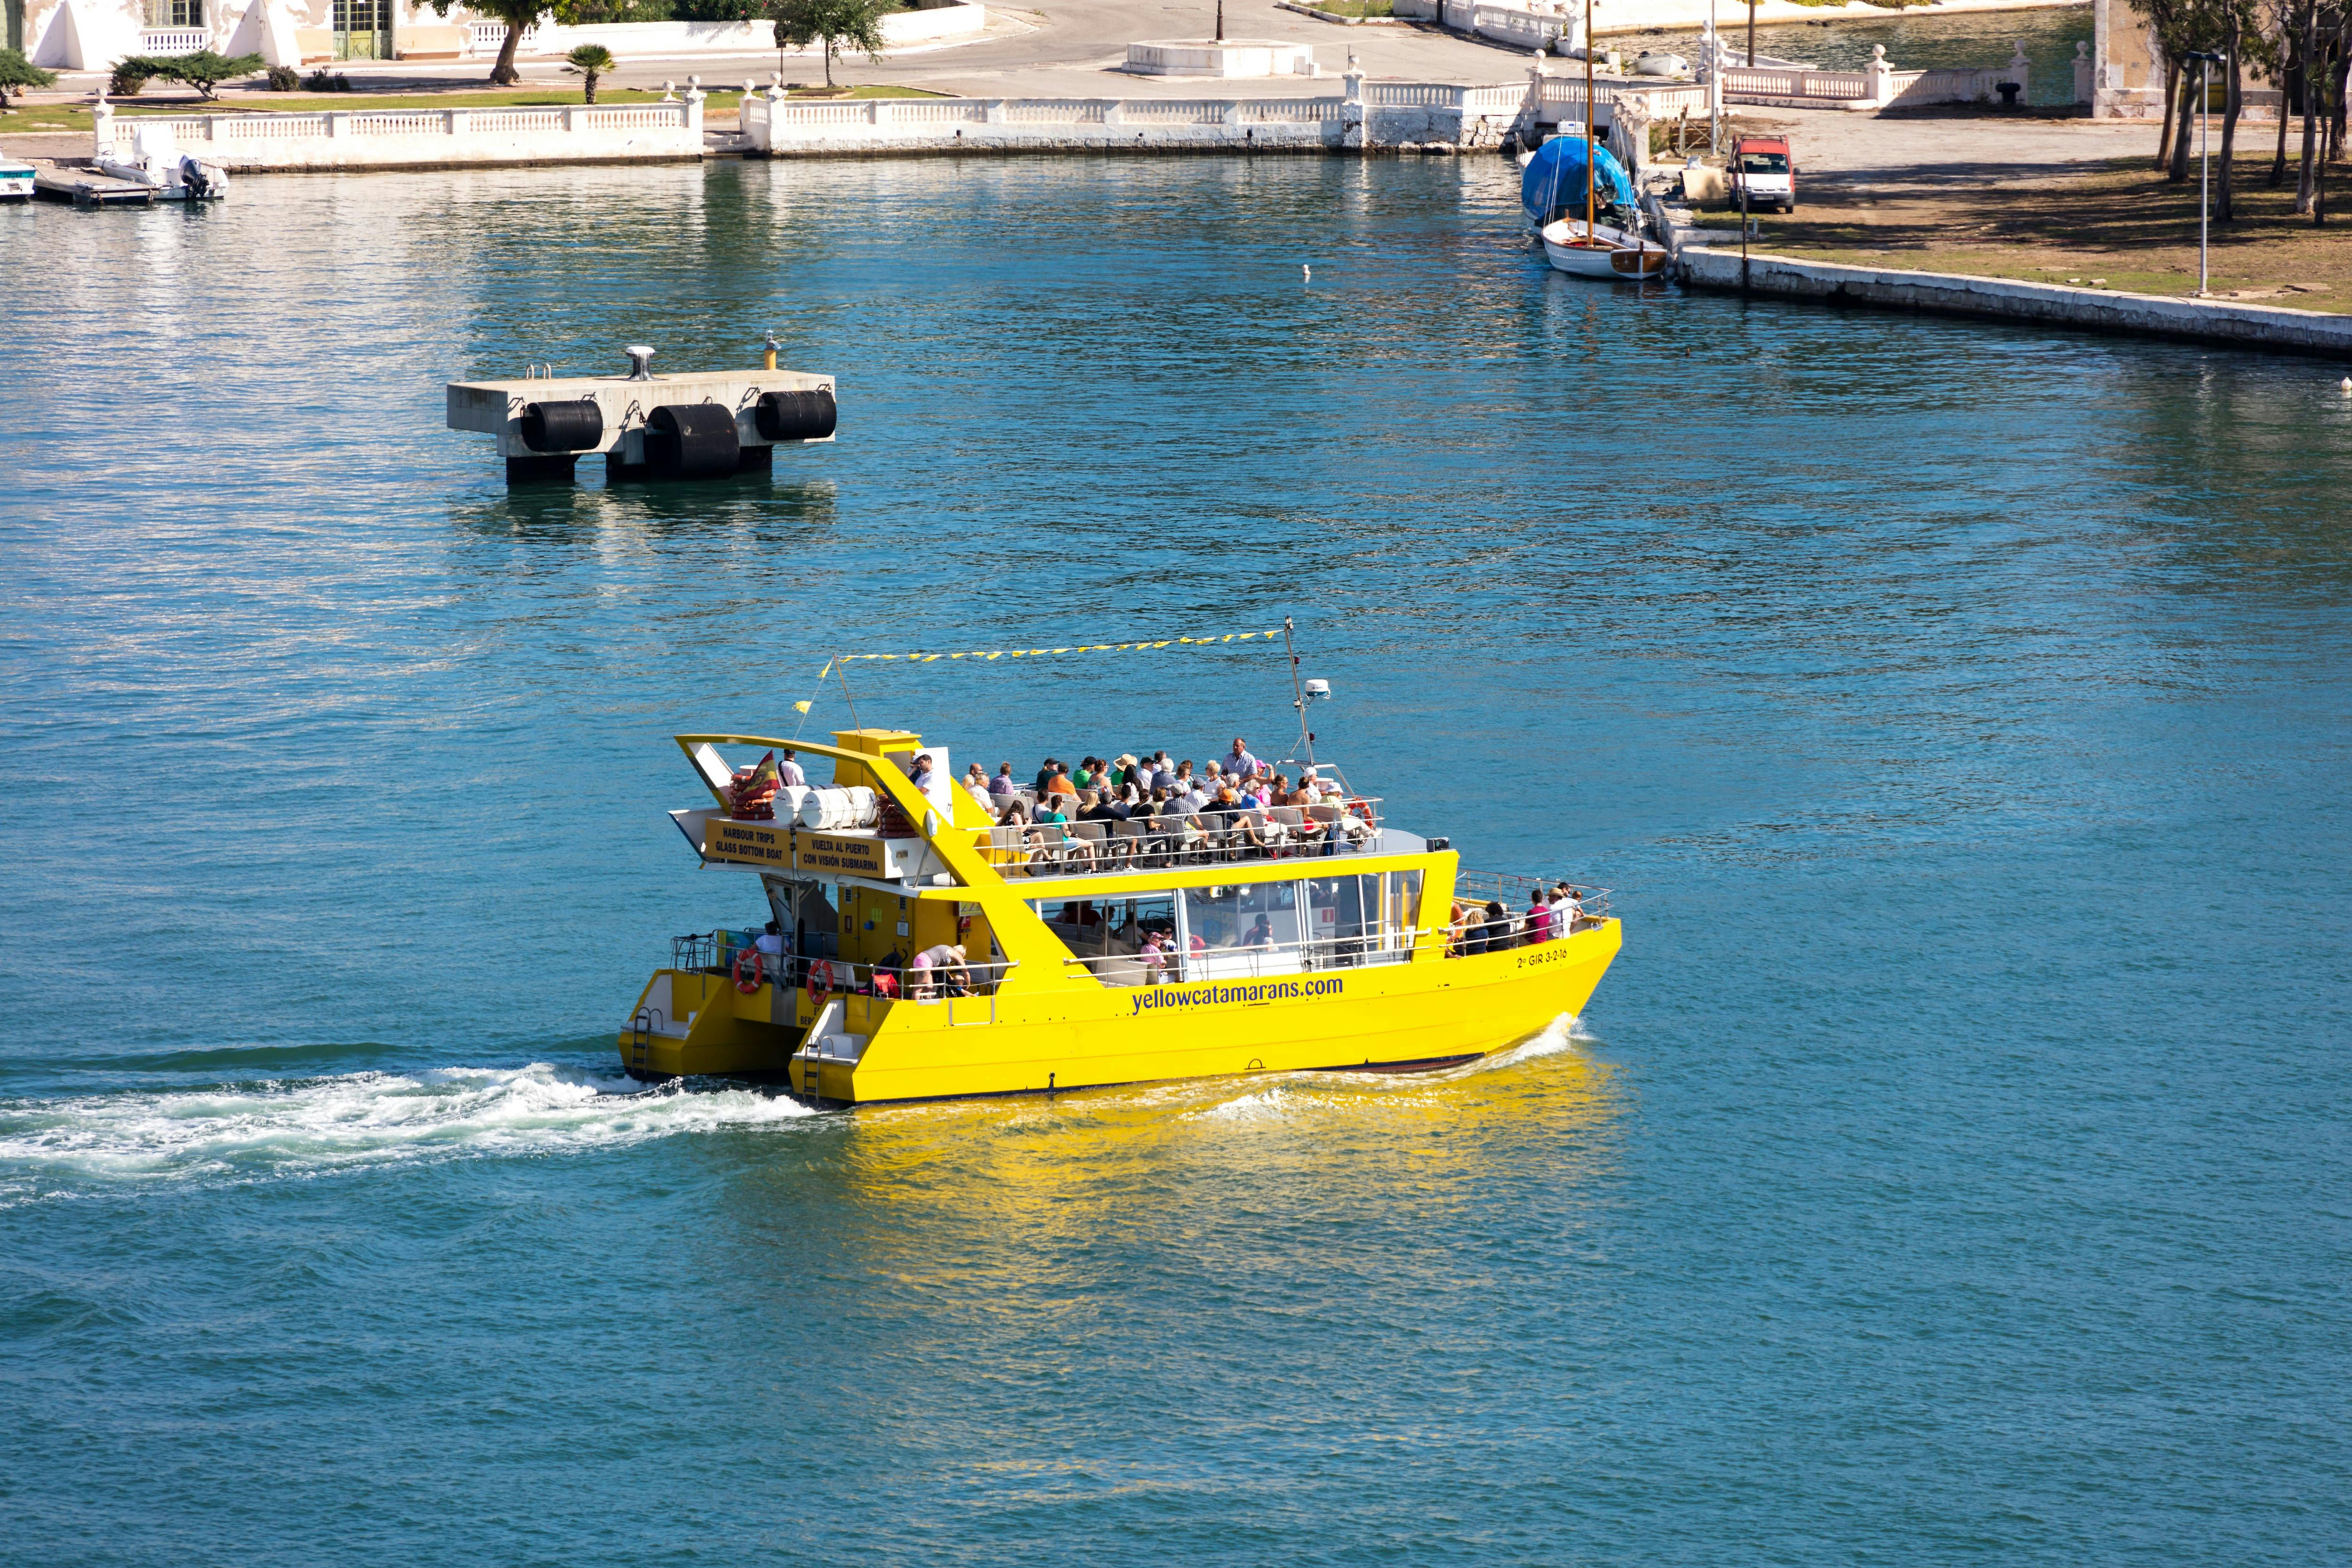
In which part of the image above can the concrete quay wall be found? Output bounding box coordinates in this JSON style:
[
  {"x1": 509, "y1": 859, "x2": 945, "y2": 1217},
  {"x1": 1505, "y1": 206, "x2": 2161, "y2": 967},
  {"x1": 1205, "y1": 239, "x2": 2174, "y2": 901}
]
[{"x1": 1678, "y1": 247, "x2": 2352, "y2": 358}]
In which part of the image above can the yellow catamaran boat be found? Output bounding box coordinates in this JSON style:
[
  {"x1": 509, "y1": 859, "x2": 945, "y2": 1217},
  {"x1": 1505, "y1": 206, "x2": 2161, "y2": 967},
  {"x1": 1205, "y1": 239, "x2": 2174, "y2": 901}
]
[{"x1": 619, "y1": 727, "x2": 1621, "y2": 1103}]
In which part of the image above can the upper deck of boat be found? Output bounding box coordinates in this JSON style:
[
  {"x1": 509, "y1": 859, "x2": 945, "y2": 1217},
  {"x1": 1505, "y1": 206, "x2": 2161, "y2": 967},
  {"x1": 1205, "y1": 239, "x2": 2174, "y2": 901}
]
[{"x1": 680, "y1": 730, "x2": 1437, "y2": 892}]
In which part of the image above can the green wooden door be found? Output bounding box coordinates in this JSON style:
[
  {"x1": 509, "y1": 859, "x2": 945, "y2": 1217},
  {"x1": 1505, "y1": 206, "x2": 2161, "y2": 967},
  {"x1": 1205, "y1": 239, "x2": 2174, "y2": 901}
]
[{"x1": 333, "y1": 0, "x2": 392, "y2": 59}]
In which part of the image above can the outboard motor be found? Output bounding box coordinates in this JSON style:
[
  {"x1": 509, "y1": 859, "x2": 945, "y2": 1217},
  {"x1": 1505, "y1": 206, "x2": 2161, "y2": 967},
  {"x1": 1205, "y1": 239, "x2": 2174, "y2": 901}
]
[{"x1": 176, "y1": 154, "x2": 228, "y2": 199}]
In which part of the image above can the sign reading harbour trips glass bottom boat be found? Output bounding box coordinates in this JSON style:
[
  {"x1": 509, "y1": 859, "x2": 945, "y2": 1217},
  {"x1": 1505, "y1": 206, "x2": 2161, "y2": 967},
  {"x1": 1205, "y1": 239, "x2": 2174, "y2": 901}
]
[{"x1": 620, "y1": 726, "x2": 1622, "y2": 1104}]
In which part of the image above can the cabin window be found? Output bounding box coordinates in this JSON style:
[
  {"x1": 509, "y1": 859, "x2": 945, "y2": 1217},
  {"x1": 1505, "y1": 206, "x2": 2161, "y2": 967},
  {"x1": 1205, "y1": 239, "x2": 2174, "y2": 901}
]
[
  {"x1": 1180, "y1": 881, "x2": 1301, "y2": 954},
  {"x1": 1388, "y1": 870, "x2": 1424, "y2": 935},
  {"x1": 1032, "y1": 894, "x2": 1176, "y2": 986},
  {"x1": 1306, "y1": 874, "x2": 1379, "y2": 952}
]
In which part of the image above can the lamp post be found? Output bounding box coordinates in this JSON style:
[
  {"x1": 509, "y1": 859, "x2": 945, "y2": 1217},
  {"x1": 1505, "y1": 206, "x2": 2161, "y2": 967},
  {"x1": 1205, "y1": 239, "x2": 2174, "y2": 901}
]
[{"x1": 2185, "y1": 49, "x2": 2223, "y2": 296}]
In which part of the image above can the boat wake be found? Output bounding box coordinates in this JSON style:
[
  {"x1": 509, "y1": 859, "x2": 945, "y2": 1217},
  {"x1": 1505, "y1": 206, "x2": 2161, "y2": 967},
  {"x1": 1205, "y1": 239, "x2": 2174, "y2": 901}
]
[
  {"x1": 1185, "y1": 1013, "x2": 1595, "y2": 1122},
  {"x1": 0, "y1": 1062, "x2": 816, "y2": 1204}
]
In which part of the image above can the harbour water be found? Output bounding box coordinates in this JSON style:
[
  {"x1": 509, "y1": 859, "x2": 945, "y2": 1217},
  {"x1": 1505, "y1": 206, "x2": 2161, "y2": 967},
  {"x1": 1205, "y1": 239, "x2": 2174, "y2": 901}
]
[{"x1": 3, "y1": 158, "x2": 2348, "y2": 1562}]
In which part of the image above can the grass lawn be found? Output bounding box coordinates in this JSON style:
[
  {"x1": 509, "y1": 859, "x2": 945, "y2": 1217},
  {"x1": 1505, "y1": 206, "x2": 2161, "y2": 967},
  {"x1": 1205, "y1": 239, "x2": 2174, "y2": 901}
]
[
  {"x1": 1305, "y1": 0, "x2": 1397, "y2": 16},
  {"x1": 1697, "y1": 153, "x2": 2352, "y2": 313},
  {"x1": 0, "y1": 82, "x2": 936, "y2": 134}
]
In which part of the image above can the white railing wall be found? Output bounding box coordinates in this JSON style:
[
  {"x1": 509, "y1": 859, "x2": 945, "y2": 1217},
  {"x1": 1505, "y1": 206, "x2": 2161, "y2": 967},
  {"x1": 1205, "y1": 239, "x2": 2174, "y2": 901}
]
[
  {"x1": 1714, "y1": 43, "x2": 2032, "y2": 109},
  {"x1": 91, "y1": 96, "x2": 705, "y2": 170},
  {"x1": 140, "y1": 26, "x2": 209, "y2": 54},
  {"x1": 747, "y1": 74, "x2": 1698, "y2": 156}
]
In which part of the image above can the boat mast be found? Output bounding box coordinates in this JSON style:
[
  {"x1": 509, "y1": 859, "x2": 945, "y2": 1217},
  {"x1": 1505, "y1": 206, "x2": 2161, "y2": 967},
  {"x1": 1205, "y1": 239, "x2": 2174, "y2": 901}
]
[
  {"x1": 1583, "y1": 0, "x2": 1596, "y2": 242},
  {"x1": 1283, "y1": 615, "x2": 1316, "y2": 768}
]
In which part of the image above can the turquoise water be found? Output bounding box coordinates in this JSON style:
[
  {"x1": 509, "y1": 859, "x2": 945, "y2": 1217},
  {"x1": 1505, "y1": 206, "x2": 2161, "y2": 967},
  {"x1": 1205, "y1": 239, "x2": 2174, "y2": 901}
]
[{"x1": 3, "y1": 157, "x2": 2349, "y2": 1563}]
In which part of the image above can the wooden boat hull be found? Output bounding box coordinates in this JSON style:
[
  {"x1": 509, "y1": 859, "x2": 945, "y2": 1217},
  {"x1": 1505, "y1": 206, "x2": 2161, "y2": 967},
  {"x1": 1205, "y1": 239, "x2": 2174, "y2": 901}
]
[{"x1": 1540, "y1": 218, "x2": 1667, "y2": 282}]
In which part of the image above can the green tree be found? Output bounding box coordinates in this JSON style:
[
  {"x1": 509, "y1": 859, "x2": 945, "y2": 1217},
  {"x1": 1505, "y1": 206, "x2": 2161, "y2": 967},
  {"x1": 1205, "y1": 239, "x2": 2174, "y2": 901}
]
[
  {"x1": 773, "y1": 0, "x2": 889, "y2": 87},
  {"x1": 430, "y1": 0, "x2": 587, "y2": 86},
  {"x1": 564, "y1": 41, "x2": 614, "y2": 102},
  {"x1": 162, "y1": 49, "x2": 263, "y2": 99},
  {"x1": 0, "y1": 46, "x2": 57, "y2": 101}
]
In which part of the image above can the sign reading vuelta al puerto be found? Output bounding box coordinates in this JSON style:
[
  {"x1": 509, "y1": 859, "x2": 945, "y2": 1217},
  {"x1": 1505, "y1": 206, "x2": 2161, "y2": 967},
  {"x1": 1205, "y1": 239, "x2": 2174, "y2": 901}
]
[{"x1": 702, "y1": 818, "x2": 885, "y2": 877}]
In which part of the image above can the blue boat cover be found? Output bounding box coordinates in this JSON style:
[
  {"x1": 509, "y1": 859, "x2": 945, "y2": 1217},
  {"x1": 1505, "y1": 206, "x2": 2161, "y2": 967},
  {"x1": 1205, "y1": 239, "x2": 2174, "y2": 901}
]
[{"x1": 1520, "y1": 134, "x2": 1636, "y2": 223}]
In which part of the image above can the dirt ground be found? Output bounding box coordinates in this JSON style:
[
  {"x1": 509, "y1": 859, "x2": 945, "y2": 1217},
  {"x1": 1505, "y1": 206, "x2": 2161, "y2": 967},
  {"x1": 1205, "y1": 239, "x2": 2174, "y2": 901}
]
[{"x1": 1701, "y1": 105, "x2": 2352, "y2": 311}]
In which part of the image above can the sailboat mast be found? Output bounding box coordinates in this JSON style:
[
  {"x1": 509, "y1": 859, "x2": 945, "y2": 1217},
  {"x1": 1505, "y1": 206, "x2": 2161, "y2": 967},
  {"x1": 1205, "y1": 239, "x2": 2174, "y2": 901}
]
[{"x1": 1583, "y1": 0, "x2": 1596, "y2": 239}]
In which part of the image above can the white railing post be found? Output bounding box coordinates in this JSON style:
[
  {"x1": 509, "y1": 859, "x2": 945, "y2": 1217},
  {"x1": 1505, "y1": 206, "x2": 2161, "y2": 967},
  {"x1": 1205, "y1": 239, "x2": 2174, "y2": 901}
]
[
  {"x1": 2073, "y1": 40, "x2": 2092, "y2": 104},
  {"x1": 447, "y1": 108, "x2": 469, "y2": 136},
  {"x1": 682, "y1": 76, "x2": 705, "y2": 134},
  {"x1": 2005, "y1": 43, "x2": 2030, "y2": 103},
  {"x1": 92, "y1": 92, "x2": 114, "y2": 156},
  {"x1": 1867, "y1": 42, "x2": 1895, "y2": 107},
  {"x1": 326, "y1": 111, "x2": 350, "y2": 138}
]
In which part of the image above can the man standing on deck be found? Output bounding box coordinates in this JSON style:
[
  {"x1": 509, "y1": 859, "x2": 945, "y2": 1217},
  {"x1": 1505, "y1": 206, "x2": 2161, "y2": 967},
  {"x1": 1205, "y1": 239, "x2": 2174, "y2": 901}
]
[
  {"x1": 776, "y1": 749, "x2": 806, "y2": 788},
  {"x1": 1226, "y1": 736, "x2": 1261, "y2": 781}
]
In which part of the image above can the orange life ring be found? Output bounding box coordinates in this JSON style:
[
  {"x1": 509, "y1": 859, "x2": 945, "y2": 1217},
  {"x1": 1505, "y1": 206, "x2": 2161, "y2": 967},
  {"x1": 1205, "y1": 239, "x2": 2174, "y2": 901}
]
[
  {"x1": 805, "y1": 958, "x2": 835, "y2": 1006},
  {"x1": 733, "y1": 947, "x2": 765, "y2": 994}
]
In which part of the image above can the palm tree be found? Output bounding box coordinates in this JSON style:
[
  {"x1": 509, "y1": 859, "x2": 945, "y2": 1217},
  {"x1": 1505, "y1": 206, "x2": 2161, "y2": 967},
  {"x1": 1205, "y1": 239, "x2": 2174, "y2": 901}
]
[{"x1": 565, "y1": 43, "x2": 615, "y2": 103}]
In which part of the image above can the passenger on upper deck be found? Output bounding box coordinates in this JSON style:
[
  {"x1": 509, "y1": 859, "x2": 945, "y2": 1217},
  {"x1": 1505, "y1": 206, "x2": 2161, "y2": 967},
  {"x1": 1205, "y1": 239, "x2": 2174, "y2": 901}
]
[
  {"x1": 1044, "y1": 764, "x2": 1077, "y2": 801},
  {"x1": 990, "y1": 762, "x2": 1016, "y2": 798},
  {"x1": 909, "y1": 754, "x2": 937, "y2": 795},
  {"x1": 1226, "y1": 737, "x2": 1261, "y2": 780},
  {"x1": 1481, "y1": 899, "x2": 1512, "y2": 951},
  {"x1": 1524, "y1": 893, "x2": 1552, "y2": 946},
  {"x1": 962, "y1": 761, "x2": 990, "y2": 797}
]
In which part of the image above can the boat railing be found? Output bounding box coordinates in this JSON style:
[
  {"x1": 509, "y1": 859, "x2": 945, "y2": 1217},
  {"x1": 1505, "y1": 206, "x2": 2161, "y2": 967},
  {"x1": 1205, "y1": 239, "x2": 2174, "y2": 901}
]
[
  {"x1": 1449, "y1": 871, "x2": 1613, "y2": 932},
  {"x1": 1060, "y1": 929, "x2": 1423, "y2": 987},
  {"x1": 664, "y1": 933, "x2": 1015, "y2": 1005},
  {"x1": 977, "y1": 797, "x2": 1388, "y2": 878}
]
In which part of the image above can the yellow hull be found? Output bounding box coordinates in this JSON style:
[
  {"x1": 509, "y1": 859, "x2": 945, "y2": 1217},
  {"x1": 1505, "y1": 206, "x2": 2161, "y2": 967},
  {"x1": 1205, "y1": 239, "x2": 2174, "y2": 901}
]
[{"x1": 618, "y1": 920, "x2": 1620, "y2": 1104}]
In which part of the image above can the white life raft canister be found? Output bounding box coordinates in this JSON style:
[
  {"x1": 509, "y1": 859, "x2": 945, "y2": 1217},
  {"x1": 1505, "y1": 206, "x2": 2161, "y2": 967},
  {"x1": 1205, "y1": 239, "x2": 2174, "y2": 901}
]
[{"x1": 798, "y1": 786, "x2": 878, "y2": 831}]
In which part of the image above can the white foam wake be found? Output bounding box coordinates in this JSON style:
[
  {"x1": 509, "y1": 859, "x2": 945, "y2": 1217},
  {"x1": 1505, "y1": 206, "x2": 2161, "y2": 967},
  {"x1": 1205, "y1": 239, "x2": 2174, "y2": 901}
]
[{"x1": 0, "y1": 1063, "x2": 814, "y2": 1200}]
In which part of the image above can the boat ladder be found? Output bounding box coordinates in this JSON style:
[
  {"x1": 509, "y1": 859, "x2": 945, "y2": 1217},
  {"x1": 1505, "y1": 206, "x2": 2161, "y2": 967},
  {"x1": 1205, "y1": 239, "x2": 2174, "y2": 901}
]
[{"x1": 629, "y1": 1007, "x2": 662, "y2": 1074}]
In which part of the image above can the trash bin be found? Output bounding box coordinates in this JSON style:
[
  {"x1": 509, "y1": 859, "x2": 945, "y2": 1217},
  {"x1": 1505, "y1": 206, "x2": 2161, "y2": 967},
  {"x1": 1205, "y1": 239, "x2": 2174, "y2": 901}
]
[{"x1": 1997, "y1": 81, "x2": 2022, "y2": 105}]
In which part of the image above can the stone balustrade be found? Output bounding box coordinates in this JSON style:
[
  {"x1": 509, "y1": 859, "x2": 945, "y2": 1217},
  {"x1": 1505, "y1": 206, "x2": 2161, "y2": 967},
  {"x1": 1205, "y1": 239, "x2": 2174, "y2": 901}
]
[
  {"x1": 91, "y1": 92, "x2": 706, "y2": 171},
  {"x1": 743, "y1": 72, "x2": 1693, "y2": 157}
]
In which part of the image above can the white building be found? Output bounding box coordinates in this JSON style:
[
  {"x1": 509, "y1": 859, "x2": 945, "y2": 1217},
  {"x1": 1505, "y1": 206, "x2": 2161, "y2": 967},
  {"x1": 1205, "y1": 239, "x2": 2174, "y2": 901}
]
[{"x1": 17, "y1": 0, "x2": 481, "y2": 69}]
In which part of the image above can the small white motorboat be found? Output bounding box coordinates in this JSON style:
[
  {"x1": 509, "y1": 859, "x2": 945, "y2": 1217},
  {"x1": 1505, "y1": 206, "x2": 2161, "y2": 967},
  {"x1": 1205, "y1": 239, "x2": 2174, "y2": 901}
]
[
  {"x1": 1633, "y1": 50, "x2": 1691, "y2": 76},
  {"x1": 95, "y1": 123, "x2": 228, "y2": 201},
  {"x1": 0, "y1": 160, "x2": 34, "y2": 201},
  {"x1": 1540, "y1": 217, "x2": 1669, "y2": 280}
]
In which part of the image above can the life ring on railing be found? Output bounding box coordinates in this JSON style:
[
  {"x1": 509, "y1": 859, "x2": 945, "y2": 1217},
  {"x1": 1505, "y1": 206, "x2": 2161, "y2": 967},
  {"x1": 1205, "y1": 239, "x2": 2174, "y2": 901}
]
[
  {"x1": 733, "y1": 947, "x2": 765, "y2": 994},
  {"x1": 805, "y1": 958, "x2": 835, "y2": 1006}
]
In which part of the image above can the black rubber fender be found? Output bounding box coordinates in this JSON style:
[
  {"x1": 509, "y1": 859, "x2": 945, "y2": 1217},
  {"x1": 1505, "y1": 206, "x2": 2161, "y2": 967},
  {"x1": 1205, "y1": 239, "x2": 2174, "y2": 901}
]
[
  {"x1": 519, "y1": 399, "x2": 604, "y2": 453},
  {"x1": 754, "y1": 387, "x2": 838, "y2": 443},
  {"x1": 645, "y1": 403, "x2": 741, "y2": 478}
]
